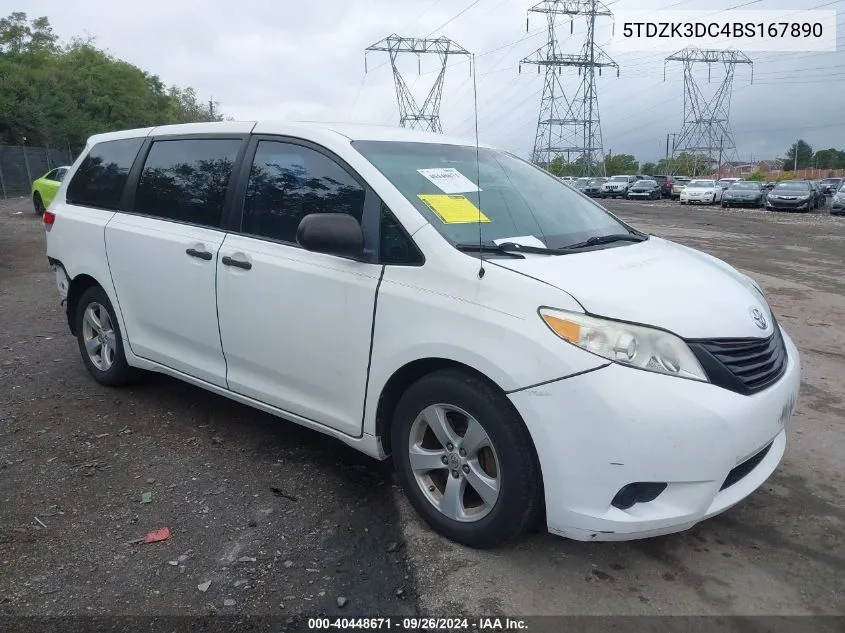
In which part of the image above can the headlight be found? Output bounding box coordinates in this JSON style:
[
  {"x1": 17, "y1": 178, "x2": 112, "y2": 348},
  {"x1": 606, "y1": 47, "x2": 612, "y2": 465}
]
[{"x1": 538, "y1": 308, "x2": 708, "y2": 382}]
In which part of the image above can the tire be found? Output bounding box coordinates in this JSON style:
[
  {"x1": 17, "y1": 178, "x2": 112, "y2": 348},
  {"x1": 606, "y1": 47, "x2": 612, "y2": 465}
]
[
  {"x1": 391, "y1": 369, "x2": 542, "y2": 549},
  {"x1": 33, "y1": 192, "x2": 45, "y2": 215},
  {"x1": 75, "y1": 286, "x2": 137, "y2": 386}
]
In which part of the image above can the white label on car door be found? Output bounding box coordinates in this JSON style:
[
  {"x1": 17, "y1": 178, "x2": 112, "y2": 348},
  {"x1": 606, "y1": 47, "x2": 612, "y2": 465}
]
[{"x1": 418, "y1": 168, "x2": 481, "y2": 194}]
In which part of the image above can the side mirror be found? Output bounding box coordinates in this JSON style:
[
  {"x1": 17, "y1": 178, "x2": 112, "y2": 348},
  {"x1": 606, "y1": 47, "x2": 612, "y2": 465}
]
[{"x1": 297, "y1": 213, "x2": 364, "y2": 259}]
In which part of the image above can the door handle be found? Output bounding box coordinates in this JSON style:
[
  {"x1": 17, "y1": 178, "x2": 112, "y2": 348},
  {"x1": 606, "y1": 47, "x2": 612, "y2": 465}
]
[
  {"x1": 221, "y1": 255, "x2": 252, "y2": 270},
  {"x1": 186, "y1": 248, "x2": 212, "y2": 261}
]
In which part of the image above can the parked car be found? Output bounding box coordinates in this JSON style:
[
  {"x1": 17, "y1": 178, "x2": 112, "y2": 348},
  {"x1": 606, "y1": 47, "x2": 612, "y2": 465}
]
[
  {"x1": 717, "y1": 178, "x2": 743, "y2": 190},
  {"x1": 808, "y1": 181, "x2": 824, "y2": 209},
  {"x1": 572, "y1": 177, "x2": 593, "y2": 191},
  {"x1": 650, "y1": 175, "x2": 673, "y2": 197},
  {"x1": 626, "y1": 179, "x2": 661, "y2": 200},
  {"x1": 600, "y1": 174, "x2": 638, "y2": 198},
  {"x1": 582, "y1": 177, "x2": 608, "y2": 197},
  {"x1": 44, "y1": 121, "x2": 799, "y2": 548},
  {"x1": 679, "y1": 179, "x2": 722, "y2": 205},
  {"x1": 558, "y1": 176, "x2": 576, "y2": 182},
  {"x1": 765, "y1": 180, "x2": 814, "y2": 212},
  {"x1": 31, "y1": 166, "x2": 70, "y2": 215},
  {"x1": 830, "y1": 182, "x2": 845, "y2": 216},
  {"x1": 721, "y1": 181, "x2": 765, "y2": 208},
  {"x1": 819, "y1": 177, "x2": 843, "y2": 195},
  {"x1": 671, "y1": 177, "x2": 692, "y2": 199}
]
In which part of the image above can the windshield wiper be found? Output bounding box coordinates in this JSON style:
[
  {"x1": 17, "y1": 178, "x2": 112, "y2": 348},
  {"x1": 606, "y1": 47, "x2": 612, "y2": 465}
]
[
  {"x1": 455, "y1": 241, "x2": 561, "y2": 256},
  {"x1": 561, "y1": 233, "x2": 648, "y2": 250}
]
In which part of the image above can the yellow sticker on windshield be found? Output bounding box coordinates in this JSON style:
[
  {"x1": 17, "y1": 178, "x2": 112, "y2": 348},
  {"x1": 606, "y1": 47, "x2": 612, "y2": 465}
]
[{"x1": 418, "y1": 194, "x2": 490, "y2": 224}]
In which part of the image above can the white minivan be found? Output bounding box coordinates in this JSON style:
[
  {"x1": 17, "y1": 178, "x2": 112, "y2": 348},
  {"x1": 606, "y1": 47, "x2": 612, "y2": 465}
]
[{"x1": 44, "y1": 122, "x2": 800, "y2": 548}]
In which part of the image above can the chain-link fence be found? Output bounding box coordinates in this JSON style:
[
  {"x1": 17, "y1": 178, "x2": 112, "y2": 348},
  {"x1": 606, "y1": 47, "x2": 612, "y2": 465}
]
[{"x1": 0, "y1": 145, "x2": 75, "y2": 199}]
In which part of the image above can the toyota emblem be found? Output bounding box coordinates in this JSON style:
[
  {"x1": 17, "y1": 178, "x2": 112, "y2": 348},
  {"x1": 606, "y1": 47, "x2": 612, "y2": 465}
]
[{"x1": 750, "y1": 307, "x2": 768, "y2": 330}]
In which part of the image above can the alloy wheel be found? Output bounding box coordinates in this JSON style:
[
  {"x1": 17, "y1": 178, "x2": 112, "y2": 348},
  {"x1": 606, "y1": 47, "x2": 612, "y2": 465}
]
[
  {"x1": 82, "y1": 302, "x2": 116, "y2": 371},
  {"x1": 408, "y1": 404, "x2": 501, "y2": 522}
]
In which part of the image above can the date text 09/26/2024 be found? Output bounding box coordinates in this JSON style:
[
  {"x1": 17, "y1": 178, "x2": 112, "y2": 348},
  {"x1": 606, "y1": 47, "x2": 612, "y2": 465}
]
[{"x1": 307, "y1": 617, "x2": 528, "y2": 630}]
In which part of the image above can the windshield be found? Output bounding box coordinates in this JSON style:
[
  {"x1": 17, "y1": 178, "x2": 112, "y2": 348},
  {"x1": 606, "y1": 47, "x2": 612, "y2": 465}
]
[
  {"x1": 352, "y1": 141, "x2": 630, "y2": 249},
  {"x1": 633, "y1": 180, "x2": 654, "y2": 186},
  {"x1": 688, "y1": 180, "x2": 715, "y2": 188},
  {"x1": 730, "y1": 182, "x2": 761, "y2": 190},
  {"x1": 774, "y1": 181, "x2": 810, "y2": 191},
  {"x1": 609, "y1": 176, "x2": 628, "y2": 182}
]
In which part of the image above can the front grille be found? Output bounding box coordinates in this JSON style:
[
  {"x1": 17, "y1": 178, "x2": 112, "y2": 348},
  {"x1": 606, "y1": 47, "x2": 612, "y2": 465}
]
[
  {"x1": 688, "y1": 323, "x2": 788, "y2": 395},
  {"x1": 720, "y1": 442, "x2": 772, "y2": 491}
]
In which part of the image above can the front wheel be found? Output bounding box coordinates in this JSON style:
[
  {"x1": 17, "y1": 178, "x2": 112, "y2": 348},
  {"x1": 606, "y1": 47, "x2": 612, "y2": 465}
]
[
  {"x1": 391, "y1": 370, "x2": 542, "y2": 549},
  {"x1": 75, "y1": 286, "x2": 137, "y2": 386}
]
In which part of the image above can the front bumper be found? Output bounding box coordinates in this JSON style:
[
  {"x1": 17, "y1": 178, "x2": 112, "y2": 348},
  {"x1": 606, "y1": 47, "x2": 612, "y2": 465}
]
[
  {"x1": 509, "y1": 327, "x2": 800, "y2": 542},
  {"x1": 829, "y1": 200, "x2": 845, "y2": 215},
  {"x1": 680, "y1": 195, "x2": 711, "y2": 203},
  {"x1": 723, "y1": 197, "x2": 761, "y2": 206},
  {"x1": 767, "y1": 199, "x2": 810, "y2": 211}
]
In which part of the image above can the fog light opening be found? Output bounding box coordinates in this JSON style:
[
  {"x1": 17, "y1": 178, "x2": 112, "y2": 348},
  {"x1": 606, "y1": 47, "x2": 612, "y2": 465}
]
[{"x1": 611, "y1": 482, "x2": 668, "y2": 510}]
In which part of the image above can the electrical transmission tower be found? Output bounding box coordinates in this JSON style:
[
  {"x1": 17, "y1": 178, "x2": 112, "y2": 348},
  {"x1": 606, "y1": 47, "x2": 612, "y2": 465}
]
[
  {"x1": 520, "y1": 0, "x2": 618, "y2": 176},
  {"x1": 365, "y1": 35, "x2": 470, "y2": 134},
  {"x1": 665, "y1": 47, "x2": 753, "y2": 176}
]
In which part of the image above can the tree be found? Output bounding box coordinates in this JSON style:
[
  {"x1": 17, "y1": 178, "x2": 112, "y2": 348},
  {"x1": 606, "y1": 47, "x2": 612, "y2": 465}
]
[
  {"x1": 811, "y1": 148, "x2": 845, "y2": 170},
  {"x1": 0, "y1": 12, "x2": 223, "y2": 148},
  {"x1": 746, "y1": 171, "x2": 765, "y2": 181},
  {"x1": 784, "y1": 139, "x2": 813, "y2": 170},
  {"x1": 548, "y1": 155, "x2": 594, "y2": 177},
  {"x1": 604, "y1": 153, "x2": 638, "y2": 176},
  {"x1": 641, "y1": 162, "x2": 656, "y2": 175}
]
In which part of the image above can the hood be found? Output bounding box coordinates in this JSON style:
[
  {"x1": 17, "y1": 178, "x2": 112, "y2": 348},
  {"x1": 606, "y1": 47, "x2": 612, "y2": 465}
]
[{"x1": 493, "y1": 237, "x2": 773, "y2": 339}]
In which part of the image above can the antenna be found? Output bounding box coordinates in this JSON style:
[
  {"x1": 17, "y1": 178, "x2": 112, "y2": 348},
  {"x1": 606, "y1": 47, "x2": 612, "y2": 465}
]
[{"x1": 472, "y1": 53, "x2": 485, "y2": 279}]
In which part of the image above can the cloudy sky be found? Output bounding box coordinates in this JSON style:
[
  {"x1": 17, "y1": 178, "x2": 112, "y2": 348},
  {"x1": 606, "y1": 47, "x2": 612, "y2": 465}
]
[{"x1": 17, "y1": 0, "x2": 845, "y2": 163}]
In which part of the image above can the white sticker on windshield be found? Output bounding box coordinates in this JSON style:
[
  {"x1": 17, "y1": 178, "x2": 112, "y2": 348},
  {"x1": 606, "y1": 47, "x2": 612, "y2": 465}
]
[
  {"x1": 417, "y1": 168, "x2": 481, "y2": 194},
  {"x1": 493, "y1": 235, "x2": 547, "y2": 248}
]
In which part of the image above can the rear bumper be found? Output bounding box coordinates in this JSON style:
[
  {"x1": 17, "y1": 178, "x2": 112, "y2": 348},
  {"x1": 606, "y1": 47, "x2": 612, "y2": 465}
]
[{"x1": 509, "y1": 327, "x2": 800, "y2": 542}]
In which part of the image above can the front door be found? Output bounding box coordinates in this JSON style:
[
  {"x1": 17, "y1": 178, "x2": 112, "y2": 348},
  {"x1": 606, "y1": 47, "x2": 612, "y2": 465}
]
[{"x1": 216, "y1": 138, "x2": 381, "y2": 436}]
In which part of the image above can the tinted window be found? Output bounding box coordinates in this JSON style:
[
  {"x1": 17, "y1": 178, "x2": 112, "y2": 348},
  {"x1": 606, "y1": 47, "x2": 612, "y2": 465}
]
[
  {"x1": 379, "y1": 204, "x2": 423, "y2": 265},
  {"x1": 133, "y1": 139, "x2": 241, "y2": 228},
  {"x1": 43, "y1": 169, "x2": 58, "y2": 181},
  {"x1": 55, "y1": 168, "x2": 68, "y2": 182},
  {"x1": 66, "y1": 138, "x2": 144, "y2": 210},
  {"x1": 242, "y1": 141, "x2": 366, "y2": 243}
]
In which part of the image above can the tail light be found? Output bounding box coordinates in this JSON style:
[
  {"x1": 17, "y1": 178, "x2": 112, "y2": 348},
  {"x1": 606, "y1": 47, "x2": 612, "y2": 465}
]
[{"x1": 43, "y1": 210, "x2": 56, "y2": 227}]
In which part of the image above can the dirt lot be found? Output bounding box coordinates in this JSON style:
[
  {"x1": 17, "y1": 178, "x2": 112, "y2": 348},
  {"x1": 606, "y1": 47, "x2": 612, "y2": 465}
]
[{"x1": 1, "y1": 194, "x2": 844, "y2": 625}]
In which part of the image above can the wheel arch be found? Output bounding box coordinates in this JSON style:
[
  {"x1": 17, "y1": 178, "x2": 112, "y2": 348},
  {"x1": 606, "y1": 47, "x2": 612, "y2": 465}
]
[
  {"x1": 374, "y1": 357, "x2": 527, "y2": 457},
  {"x1": 66, "y1": 274, "x2": 103, "y2": 336}
]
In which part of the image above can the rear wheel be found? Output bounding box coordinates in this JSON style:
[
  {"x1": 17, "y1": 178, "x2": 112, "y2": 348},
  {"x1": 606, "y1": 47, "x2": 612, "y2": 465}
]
[
  {"x1": 33, "y1": 192, "x2": 45, "y2": 215},
  {"x1": 391, "y1": 369, "x2": 542, "y2": 549},
  {"x1": 75, "y1": 286, "x2": 137, "y2": 386}
]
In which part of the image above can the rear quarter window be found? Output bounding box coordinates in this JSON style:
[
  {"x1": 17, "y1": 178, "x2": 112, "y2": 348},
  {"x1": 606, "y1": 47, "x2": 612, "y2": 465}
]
[{"x1": 66, "y1": 138, "x2": 145, "y2": 210}]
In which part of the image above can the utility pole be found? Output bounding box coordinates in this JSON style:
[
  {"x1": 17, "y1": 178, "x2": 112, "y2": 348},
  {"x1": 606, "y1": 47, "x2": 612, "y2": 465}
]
[
  {"x1": 793, "y1": 142, "x2": 798, "y2": 172},
  {"x1": 665, "y1": 47, "x2": 752, "y2": 177},
  {"x1": 665, "y1": 134, "x2": 670, "y2": 164},
  {"x1": 717, "y1": 135, "x2": 724, "y2": 178},
  {"x1": 365, "y1": 35, "x2": 470, "y2": 134},
  {"x1": 209, "y1": 97, "x2": 215, "y2": 121},
  {"x1": 520, "y1": 0, "x2": 618, "y2": 176}
]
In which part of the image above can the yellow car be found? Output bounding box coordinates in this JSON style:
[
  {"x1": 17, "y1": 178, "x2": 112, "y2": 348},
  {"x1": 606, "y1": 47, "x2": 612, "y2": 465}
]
[{"x1": 31, "y1": 166, "x2": 70, "y2": 215}]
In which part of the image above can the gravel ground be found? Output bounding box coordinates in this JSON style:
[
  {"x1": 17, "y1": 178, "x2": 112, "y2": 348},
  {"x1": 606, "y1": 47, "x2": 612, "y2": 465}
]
[
  {"x1": 0, "y1": 197, "x2": 416, "y2": 619},
  {"x1": 1, "y1": 194, "x2": 844, "y2": 627}
]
